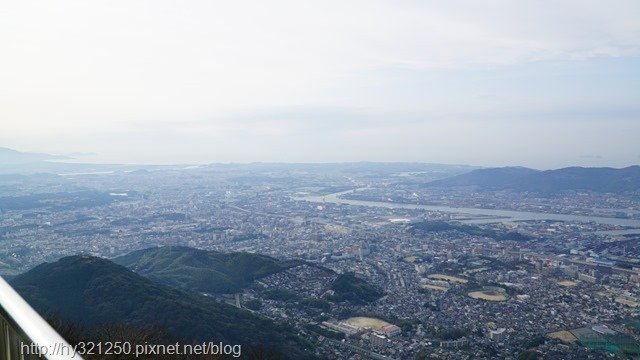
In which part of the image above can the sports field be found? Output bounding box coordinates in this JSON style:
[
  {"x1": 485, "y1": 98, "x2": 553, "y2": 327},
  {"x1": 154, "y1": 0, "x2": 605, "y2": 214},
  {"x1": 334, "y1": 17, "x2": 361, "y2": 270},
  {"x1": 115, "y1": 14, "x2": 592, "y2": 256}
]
[
  {"x1": 468, "y1": 287, "x2": 508, "y2": 301},
  {"x1": 548, "y1": 330, "x2": 577, "y2": 343},
  {"x1": 345, "y1": 317, "x2": 392, "y2": 331},
  {"x1": 615, "y1": 297, "x2": 639, "y2": 307},
  {"x1": 427, "y1": 274, "x2": 468, "y2": 284}
]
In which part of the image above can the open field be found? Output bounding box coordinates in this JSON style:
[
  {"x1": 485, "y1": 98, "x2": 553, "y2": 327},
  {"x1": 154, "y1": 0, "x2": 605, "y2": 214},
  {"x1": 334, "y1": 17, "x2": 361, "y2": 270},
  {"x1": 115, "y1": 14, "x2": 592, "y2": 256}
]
[
  {"x1": 468, "y1": 289, "x2": 508, "y2": 301},
  {"x1": 558, "y1": 280, "x2": 577, "y2": 287},
  {"x1": 548, "y1": 330, "x2": 577, "y2": 343},
  {"x1": 427, "y1": 274, "x2": 468, "y2": 284},
  {"x1": 615, "y1": 297, "x2": 640, "y2": 307},
  {"x1": 345, "y1": 317, "x2": 392, "y2": 331}
]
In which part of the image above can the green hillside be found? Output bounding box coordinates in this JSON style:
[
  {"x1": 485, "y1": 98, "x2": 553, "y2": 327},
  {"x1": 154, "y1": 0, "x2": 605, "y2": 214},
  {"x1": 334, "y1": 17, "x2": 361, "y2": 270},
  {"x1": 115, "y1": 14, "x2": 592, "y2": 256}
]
[
  {"x1": 10, "y1": 255, "x2": 314, "y2": 359},
  {"x1": 114, "y1": 246, "x2": 297, "y2": 294},
  {"x1": 330, "y1": 273, "x2": 383, "y2": 305}
]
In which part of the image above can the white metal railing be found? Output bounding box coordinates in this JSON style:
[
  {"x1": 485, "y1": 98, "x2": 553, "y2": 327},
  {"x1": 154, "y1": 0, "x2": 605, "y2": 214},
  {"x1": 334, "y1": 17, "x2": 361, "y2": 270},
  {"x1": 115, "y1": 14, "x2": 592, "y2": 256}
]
[{"x1": 0, "y1": 276, "x2": 81, "y2": 360}]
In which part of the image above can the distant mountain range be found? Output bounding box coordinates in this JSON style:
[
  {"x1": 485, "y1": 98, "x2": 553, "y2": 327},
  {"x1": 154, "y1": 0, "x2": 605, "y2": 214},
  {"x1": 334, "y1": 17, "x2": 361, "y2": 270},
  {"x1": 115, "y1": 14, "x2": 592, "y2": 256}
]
[
  {"x1": 0, "y1": 146, "x2": 478, "y2": 180},
  {"x1": 4, "y1": 146, "x2": 637, "y2": 195},
  {"x1": 0, "y1": 146, "x2": 165, "y2": 174},
  {"x1": 0, "y1": 147, "x2": 67, "y2": 164},
  {"x1": 426, "y1": 166, "x2": 640, "y2": 194},
  {"x1": 10, "y1": 255, "x2": 314, "y2": 359},
  {"x1": 114, "y1": 246, "x2": 301, "y2": 294}
]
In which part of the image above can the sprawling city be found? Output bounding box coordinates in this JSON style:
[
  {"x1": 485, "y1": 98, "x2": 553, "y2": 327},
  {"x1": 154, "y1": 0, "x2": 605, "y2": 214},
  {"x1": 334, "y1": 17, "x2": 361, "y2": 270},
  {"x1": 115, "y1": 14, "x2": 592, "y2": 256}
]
[{"x1": 1, "y1": 160, "x2": 639, "y2": 359}]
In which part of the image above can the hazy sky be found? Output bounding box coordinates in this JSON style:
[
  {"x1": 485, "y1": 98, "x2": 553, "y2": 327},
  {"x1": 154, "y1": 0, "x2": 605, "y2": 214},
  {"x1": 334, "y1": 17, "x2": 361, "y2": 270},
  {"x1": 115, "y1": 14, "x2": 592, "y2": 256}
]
[{"x1": 1, "y1": 0, "x2": 639, "y2": 169}]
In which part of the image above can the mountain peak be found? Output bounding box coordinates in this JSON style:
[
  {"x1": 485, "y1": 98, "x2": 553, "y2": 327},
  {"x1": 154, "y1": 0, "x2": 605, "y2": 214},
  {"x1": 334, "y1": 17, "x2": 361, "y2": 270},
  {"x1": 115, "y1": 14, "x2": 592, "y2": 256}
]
[
  {"x1": 426, "y1": 165, "x2": 640, "y2": 194},
  {"x1": 10, "y1": 254, "x2": 312, "y2": 358},
  {"x1": 114, "y1": 246, "x2": 292, "y2": 294}
]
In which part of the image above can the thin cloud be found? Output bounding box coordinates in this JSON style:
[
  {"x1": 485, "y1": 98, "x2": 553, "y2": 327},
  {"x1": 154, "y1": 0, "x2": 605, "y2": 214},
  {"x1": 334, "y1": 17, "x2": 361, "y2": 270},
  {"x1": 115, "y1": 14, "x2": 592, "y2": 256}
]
[{"x1": 1, "y1": 1, "x2": 639, "y2": 167}]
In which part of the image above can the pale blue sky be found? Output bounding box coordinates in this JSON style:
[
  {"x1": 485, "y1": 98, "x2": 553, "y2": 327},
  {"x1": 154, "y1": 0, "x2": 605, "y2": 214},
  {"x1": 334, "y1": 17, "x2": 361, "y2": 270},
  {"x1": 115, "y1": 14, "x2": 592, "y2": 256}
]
[{"x1": 1, "y1": 0, "x2": 639, "y2": 168}]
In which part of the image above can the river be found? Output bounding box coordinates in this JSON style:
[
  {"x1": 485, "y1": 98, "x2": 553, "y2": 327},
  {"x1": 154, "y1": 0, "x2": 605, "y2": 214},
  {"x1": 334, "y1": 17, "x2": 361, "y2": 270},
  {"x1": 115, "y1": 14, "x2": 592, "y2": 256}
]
[{"x1": 294, "y1": 189, "x2": 640, "y2": 232}]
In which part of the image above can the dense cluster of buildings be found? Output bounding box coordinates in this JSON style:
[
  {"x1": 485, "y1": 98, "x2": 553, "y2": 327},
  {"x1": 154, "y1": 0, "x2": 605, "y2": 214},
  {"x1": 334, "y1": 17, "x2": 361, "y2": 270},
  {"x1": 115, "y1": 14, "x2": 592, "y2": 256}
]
[{"x1": 0, "y1": 167, "x2": 639, "y2": 358}]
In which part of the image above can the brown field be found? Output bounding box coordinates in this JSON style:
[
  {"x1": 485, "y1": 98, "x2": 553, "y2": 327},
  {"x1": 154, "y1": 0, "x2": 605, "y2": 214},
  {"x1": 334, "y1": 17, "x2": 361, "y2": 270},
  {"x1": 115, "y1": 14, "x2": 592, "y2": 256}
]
[
  {"x1": 615, "y1": 297, "x2": 640, "y2": 307},
  {"x1": 468, "y1": 290, "x2": 508, "y2": 301},
  {"x1": 345, "y1": 317, "x2": 392, "y2": 331},
  {"x1": 557, "y1": 280, "x2": 577, "y2": 287},
  {"x1": 547, "y1": 330, "x2": 577, "y2": 343},
  {"x1": 428, "y1": 274, "x2": 468, "y2": 284}
]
